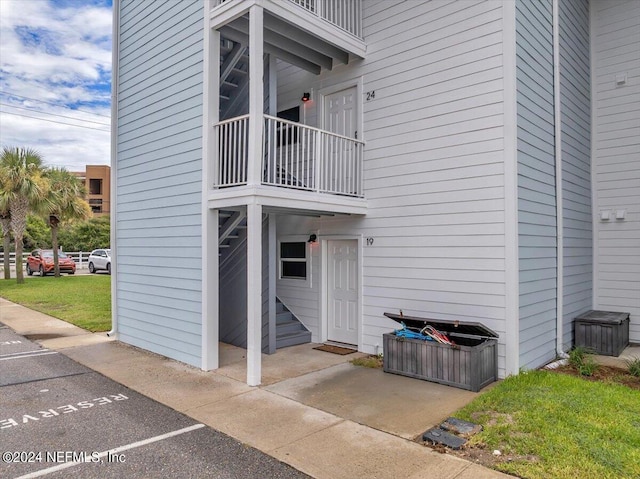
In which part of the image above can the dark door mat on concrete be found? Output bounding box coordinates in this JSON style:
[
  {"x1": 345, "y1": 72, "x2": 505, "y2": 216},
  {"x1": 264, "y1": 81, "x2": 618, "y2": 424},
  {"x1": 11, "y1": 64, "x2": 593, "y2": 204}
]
[{"x1": 313, "y1": 344, "x2": 357, "y2": 355}]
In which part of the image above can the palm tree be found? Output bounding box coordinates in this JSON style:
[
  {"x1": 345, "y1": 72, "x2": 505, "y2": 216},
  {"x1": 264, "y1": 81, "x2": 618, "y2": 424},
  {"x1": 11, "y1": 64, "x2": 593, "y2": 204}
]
[
  {"x1": 0, "y1": 209, "x2": 11, "y2": 280},
  {"x1": 0, "y1": 166, "x2": 11, "y2": 279},
  {"x1": 44, "y1": 168, "x2": 92, "y2": 277},
  {"x1": 0, "y1": 205, "x2": 11, "y2": 280},
  {"x1": 0, "y1": 147, "x2": 48, "y2": 284}
]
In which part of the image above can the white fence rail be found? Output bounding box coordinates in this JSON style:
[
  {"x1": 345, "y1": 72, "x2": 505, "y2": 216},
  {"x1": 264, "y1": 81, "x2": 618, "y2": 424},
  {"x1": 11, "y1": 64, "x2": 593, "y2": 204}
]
[
  {"x1": 289, "y1": 0, "x2": 362, "y2": 38},
  {"x1": 0, "y1": 252, "x2": 94, "y2": 270},
  {"x1": 213, "y1": 0, "x2": 362, "y2": 38},
  {"x1": 215, "y1": 114, "x2": 364, "y2": 197},
  {"x1": 216, "y1": 114, "x2": 249, "y2": 186},
  {"x1": 263, "y1": 115, "x2": 364, "y2": 196}
]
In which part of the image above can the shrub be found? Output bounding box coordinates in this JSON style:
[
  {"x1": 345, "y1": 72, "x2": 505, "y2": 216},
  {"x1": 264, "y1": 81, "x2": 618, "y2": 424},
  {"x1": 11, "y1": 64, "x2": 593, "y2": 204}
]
[
  {"x1": 627, "y1": 357, "x2": 640, "y2": 378},
  {"x1": 568, "y1": 346, "x2": 599, "y2": 377}
]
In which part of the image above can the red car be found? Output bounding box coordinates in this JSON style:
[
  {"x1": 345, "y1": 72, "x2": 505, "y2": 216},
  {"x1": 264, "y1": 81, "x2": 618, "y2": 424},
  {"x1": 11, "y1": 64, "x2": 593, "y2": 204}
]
[{"x1": 26, "y1": 249, "x2": 76, "y2": 276}]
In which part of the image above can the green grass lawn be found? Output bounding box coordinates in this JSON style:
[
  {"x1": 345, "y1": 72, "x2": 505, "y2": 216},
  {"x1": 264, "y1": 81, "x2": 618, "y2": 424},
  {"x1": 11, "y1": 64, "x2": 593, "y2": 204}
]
[
  {"x1": 455, "y1": 370, "x2": 640, "y2": 479},
  {"x1": 0, "y1": 275, "x2": 111, "y2": 332}
]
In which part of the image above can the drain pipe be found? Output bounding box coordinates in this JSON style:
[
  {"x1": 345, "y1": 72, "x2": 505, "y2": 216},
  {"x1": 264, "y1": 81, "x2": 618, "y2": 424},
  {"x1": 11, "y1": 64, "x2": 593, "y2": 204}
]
[
  {"x1": 553, "y1": 0, "x2": 566, "y2": 358},
  {"x1": 107, "y1": 0, "x2": 120, "y2": 338}
]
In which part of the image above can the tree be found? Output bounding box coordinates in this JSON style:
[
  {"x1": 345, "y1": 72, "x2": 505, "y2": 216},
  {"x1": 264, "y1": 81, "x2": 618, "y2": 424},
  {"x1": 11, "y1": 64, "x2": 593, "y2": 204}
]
[
  {"x1": 58, "y1": 216, "x2": 110, "y2": 252},
  {"x1": 0, "y1": 147, "x2": 48, "y2": 284},
  {"x1": 0, "y1": 208, "x2": 10, "y2": 280},
  {"x1": 0, "y1": 166, "x2": 12, "y2": 279},
  {"x1": 24, "y1": 214, "x2": 50, "y2": 251},
  {"x1": 43, "y1": 168, "x2": 92, "y2": 277}
]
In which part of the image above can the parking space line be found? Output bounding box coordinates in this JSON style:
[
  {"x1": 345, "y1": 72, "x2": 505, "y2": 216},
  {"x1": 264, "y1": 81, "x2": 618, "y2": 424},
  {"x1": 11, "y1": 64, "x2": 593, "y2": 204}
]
[
  {"x1": 15, "y1": 423, "x2": 206, "y2": 478},
  {"x1": 0, "y1": 351, "x2": 58, "y2": 361}
]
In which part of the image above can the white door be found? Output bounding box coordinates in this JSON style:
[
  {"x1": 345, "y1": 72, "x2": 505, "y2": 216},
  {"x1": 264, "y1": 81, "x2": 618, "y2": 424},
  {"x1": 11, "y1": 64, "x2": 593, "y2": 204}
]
[
  {"x1": 327, "y1": 240, "x2": 358, "y2": 345},
  {"x1": 324, "y1": 86, "x2": 357, "y2": 138},
  {"x1": 323, "y1": 87, "x2": 357, "y2": 193}
]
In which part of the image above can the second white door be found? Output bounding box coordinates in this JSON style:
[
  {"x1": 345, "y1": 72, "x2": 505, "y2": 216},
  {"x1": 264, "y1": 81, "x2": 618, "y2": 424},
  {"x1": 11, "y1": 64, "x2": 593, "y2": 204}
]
[{"x1": 327, "y1": 240, "x2": 358, "y2": 345}]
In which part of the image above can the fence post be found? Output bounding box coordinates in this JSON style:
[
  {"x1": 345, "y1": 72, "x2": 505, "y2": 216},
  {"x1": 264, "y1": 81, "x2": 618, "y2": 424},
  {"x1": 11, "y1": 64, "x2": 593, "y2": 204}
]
[{"x1": 315, "y1": 130, "x2": 321, "y2": 193}]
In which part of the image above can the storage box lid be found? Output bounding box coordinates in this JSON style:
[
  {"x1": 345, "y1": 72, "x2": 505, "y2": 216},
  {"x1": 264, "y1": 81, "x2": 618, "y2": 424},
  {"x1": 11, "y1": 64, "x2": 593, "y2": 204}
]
[
  {"x1": 574, "y1": 310, "x2": 630, "y2": 324},
  {"x1": 384, "y1": 312, "x2": 499, "y2": 338}
]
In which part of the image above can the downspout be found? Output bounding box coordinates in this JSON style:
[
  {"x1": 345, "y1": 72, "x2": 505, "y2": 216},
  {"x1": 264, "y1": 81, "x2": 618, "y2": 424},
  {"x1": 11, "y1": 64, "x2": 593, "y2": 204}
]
[
  {"x1": 552, "y1": 0, "x2": 566, "y2": 358},
  {"x1": 107, "y1": 0, "x2": 120, "y2": 338}
]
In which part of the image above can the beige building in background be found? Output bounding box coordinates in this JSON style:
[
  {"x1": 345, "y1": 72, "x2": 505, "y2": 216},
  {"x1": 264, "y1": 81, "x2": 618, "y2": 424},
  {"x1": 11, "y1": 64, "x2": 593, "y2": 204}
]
[{"x1": 72, "y1": 165, "x2": 111, "y2": 216}]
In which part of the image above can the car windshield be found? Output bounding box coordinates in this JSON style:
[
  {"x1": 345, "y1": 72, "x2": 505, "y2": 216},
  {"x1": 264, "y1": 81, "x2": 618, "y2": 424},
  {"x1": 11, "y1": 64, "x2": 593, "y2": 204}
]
[{"x1": 41, "y1": 251, "x2": 68, "y2": 258}]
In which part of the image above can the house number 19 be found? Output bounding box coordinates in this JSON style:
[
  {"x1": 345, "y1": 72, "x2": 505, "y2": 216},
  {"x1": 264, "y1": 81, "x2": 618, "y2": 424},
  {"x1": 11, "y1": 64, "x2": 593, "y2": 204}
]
[{"x1": 366, "y1": 237, "x2": 374, "y2": 246}]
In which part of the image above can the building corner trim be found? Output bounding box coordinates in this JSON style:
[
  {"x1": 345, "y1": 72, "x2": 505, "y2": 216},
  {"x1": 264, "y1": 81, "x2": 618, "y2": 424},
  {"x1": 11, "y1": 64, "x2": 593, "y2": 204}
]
[
  {"x1": 503, "y1": 0, "x2": 520, "y2": 376},
  {"x1": 108, "y1": 0, "x2": 121, "y2": 339}
]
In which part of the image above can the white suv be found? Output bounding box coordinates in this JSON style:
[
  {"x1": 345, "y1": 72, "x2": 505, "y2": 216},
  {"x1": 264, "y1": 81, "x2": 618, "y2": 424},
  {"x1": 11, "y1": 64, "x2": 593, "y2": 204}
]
[{"x1": 88, "y1": 249, "x2": 111, "y2": 275}]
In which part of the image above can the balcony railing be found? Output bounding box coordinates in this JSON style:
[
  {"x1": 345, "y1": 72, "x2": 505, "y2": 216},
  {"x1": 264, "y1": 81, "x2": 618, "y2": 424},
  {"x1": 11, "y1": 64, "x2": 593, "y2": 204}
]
[
  {"x1": 213, "y1": 0, "x2": 362, "y2": 38},
  {"x1": 214, "y1": 114, "x2": 364, "y2": 198}
]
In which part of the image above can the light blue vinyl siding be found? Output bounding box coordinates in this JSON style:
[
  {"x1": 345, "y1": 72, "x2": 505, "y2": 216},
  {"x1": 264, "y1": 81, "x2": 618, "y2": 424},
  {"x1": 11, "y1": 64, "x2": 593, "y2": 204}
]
[
  {"x1": 116, "y1": 0, "x2": 204, "y2": 367},
  {"x1": 516, "y1": 0, "x2": 557, "y2": 370},
  {"x1": 560, "y1": 0, "x2": 591, "y2": 349}
]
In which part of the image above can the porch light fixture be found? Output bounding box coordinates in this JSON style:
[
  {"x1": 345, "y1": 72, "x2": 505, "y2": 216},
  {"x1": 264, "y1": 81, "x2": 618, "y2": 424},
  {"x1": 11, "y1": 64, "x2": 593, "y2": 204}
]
[
  {"x1": 308, "y1": 234, "x2": 317, "y2": 243},
  {"x1": 301, "y1": 92, "x2": 311, "y2": 102}
]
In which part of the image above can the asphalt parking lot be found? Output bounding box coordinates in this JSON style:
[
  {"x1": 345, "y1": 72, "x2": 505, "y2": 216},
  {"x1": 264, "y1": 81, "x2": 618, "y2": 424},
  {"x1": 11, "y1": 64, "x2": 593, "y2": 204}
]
[{"x1": 0, "y1": 324, "x2": 309, "y2": 479}]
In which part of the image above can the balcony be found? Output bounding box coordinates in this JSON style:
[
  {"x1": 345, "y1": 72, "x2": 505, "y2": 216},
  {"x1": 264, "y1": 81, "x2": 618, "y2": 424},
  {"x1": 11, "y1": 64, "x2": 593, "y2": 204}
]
[
  {"x1": 212, "y1": 0, "x2": 363, "y2": 39},
  {"x1": 214, "y1": 115, "x2": 364, "y2": 200}
]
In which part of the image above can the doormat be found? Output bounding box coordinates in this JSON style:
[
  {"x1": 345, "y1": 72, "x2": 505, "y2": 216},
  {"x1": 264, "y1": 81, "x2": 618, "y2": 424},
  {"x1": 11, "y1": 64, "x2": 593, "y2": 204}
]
[{"x1": 313, "y1": 344, "x2": 357, "y2": 355}]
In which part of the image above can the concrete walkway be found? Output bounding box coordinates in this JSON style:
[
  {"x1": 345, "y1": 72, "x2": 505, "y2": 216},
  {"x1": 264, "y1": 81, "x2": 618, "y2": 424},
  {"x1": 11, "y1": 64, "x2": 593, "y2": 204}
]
[{"x1": 0, "y1": 297, "x2": 511, "y2": 479}]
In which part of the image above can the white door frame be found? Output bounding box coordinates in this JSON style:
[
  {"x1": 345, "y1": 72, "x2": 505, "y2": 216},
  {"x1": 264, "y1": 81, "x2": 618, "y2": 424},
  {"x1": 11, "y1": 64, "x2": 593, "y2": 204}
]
[
  {"x1": 317, "y1": 77, "x2": 364, "y2": 140},
  {"x1": 319, "y1": 235, "x2": 363, "y2": 349}
]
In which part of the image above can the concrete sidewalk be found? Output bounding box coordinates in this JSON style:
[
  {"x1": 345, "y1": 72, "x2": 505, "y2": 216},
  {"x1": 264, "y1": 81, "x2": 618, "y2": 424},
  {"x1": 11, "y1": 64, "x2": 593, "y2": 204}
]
[{"x1": 0, "y1": 297, "x2": 511, "y2": 479}]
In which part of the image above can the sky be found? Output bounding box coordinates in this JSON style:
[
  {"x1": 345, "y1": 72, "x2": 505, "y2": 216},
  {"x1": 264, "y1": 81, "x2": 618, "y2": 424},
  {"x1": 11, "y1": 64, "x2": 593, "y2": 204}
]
[{"x1": 0, "y1": 0, "x2": 113, "y2": 172}]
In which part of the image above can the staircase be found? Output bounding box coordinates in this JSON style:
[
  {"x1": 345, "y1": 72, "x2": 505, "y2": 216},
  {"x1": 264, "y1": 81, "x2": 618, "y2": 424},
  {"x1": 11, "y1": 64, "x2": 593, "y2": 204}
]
[
  {"x1": 276, "y1": 298, "x2": 312, "y2": 348},
  {"x1": 219, "y1": 209, "x2": 311, "y2": 351}
]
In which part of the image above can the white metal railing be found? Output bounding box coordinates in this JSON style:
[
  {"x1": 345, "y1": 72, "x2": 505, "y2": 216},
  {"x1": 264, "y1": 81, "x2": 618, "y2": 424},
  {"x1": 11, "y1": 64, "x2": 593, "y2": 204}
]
[
  {"x1": 214, "y1": 114, "x2": 364, "y2": 198},
  {"x1": 212, "y1": 0, "x2": 362, "y2": 39},
  {"x1": 0, "y1": 252, "x2": 94, "y2": 270},
  {"x1": 289, "y1": 0, "x2": 362, "y2": 38},
  {"x1": 216, "y1": 114, "x2": 249, "y2": 187}
]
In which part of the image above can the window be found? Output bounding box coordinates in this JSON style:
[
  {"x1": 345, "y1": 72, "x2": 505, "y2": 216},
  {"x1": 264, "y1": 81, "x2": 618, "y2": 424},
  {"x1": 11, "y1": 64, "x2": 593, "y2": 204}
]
[
  {"x1": 280, "y1": 241, "x2": 307, "y2": 280},
  {"x1": 89, "y1": 198, "x2": 103, "y2": 213},
  {"x1": 276, "y1": 107, "x2": 300, "y2": 146},
  {"x1": 89, "y1": 178, "x2": 102, "y2": 195},
  {"x1": 277, "y1": 107, "x2": 300, "y2": 122}
]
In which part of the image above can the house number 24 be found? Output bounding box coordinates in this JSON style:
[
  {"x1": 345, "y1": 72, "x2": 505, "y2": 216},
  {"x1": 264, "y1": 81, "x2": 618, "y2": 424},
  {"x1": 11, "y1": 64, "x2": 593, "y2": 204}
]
[{"x1": 366, "y1": 91, "x2": 376, "y2": 101}]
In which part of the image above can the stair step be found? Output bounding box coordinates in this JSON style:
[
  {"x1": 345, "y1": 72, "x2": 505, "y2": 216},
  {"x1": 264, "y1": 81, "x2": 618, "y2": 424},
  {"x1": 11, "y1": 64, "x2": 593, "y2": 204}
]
[
  {"x1": 276, "y1": 311, "x2": 293, "y2": 323},
  {"x1": 276, "y1": 319, "x2": 304, "y2": 335},
  {"x1": 276, "y1": 330, "x2": 312, "y2": 349}
]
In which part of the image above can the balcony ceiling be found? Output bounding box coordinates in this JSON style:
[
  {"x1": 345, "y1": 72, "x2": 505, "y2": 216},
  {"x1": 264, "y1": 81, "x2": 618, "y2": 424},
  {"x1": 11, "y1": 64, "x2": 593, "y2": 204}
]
[{"x1": 220, "y1": 12, "x2": 351, "y2": 76}]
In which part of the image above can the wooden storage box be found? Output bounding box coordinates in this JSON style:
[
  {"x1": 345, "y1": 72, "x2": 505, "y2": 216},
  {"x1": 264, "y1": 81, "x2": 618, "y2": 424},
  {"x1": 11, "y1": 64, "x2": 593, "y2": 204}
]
[
  {"x1": 574, "y1": 310, "x2": 629, "y2": 357},
  {"x1": 382, "y1": 313, "x2": 498, "y2": 392}
]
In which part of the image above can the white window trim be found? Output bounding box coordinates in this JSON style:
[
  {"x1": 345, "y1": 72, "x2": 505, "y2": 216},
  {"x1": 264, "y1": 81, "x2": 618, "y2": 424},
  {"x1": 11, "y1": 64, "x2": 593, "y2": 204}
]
[{"x1": 277, "y1": 235, "x2": 311, "y2": 287}]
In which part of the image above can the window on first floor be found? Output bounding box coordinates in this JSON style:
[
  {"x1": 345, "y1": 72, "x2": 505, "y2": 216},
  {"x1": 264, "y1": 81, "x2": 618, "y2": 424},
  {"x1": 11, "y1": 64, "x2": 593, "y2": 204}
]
[
  {"x1": 89, "y1": 198, "x2": 103, "y2": 213},
  {"x1": 280, "y1": 241, "x2": 307, "y2": 280}
]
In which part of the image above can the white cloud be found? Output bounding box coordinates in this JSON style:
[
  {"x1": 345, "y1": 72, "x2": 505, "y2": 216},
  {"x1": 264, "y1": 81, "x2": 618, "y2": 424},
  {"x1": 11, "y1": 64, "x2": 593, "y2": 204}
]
[{"x1": 0, "y1": 0, "x2": 112, "y2": 171}]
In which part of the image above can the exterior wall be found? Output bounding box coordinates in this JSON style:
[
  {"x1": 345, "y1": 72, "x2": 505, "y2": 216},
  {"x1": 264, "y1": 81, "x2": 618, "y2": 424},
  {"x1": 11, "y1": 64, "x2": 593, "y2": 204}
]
[
  {"x1": 71, "y1": 165, "x2": 111, "y2": 216},
  {"x1": 515, "y1": 0, "x2": 557, "y2": 370},
  {"x1": 277, "y1": 0, "x2": 510, "y2": 375},
  {"x1": 115, "y1": 0, "x2": 204, "y2": 367},
  {"x1": 85, "y1": 165, "x2": 111, "y2": 216},
  {"x1": 592, "y1": 0, "x2": 640, "y2": 342},
  {"x1": 559, "y1": 0, "x2": 591, "y2": 348}
]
